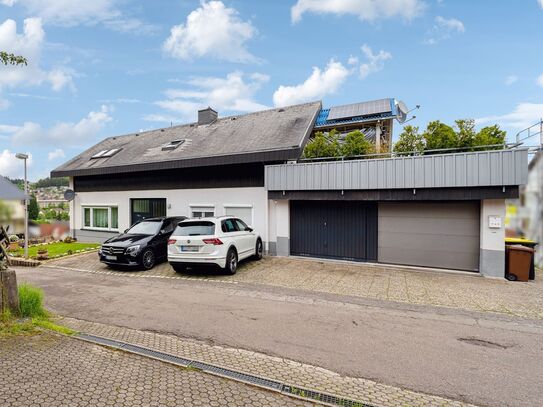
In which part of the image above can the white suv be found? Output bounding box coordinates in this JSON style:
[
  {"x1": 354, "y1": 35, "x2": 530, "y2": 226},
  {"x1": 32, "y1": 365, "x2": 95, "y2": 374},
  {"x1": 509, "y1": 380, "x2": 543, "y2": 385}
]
[{"x1": 167, "y1": 216, "x2": 263, "y2": 274}]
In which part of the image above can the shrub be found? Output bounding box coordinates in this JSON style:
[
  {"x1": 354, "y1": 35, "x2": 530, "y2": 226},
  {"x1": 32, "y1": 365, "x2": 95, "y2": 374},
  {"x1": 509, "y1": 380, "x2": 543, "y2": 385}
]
[
  {"x1": 303, "y1": 130, "x2": 341, "y2": 158},
  {"x1": 341, "y1": 130, "x2": 374, "y2": 157},
  {"x1": 9, "y1": 235, "x2": 18, "y2": 243},
  {"x1": 18, "y1": 284, "x2": 47, "y2": 318}
]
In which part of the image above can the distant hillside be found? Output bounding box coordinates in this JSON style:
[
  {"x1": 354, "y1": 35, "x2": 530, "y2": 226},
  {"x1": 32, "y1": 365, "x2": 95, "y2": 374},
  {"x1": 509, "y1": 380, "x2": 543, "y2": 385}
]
[{"x1": 33, "y1": 177, "x2": 69, "y2": 188}]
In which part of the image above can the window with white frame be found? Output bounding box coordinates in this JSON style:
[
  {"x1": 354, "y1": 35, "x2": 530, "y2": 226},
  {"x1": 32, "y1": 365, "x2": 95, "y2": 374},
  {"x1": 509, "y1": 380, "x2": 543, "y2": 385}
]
[
  {"x1": 82, "y1": 206, "x2": 119, "y2": 231},
  {"x1": 190, "y1": 205, "x2": 215, "y2": 218}
]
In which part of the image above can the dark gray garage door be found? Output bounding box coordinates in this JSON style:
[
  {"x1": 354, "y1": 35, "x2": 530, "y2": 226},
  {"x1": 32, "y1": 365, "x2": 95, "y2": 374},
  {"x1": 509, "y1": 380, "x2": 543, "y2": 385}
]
[
  {"x1": 290, "y1": 201, "x2": 378, "y2": 262},
  {"x1": 378, "y1": 202, "x2": 480, "y2": 271}
]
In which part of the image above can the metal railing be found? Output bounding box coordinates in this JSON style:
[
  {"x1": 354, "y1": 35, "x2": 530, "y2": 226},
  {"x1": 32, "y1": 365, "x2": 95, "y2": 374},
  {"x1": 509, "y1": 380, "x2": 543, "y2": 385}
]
[{"x1": 299, "y1": 143, "x2": 520, "y2": 163}]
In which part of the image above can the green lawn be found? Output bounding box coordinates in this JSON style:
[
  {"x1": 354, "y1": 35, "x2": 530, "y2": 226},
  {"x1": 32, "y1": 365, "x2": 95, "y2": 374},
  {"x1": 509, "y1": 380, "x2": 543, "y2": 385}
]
[{"x1": 10, "y1": 242, "x2": 100, "y2": 259}]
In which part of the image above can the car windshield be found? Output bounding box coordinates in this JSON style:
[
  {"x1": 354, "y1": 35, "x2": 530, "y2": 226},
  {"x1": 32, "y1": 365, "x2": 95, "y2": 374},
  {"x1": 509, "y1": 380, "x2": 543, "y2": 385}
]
[
  {"x1": 127, "y1": 221, "x2": 162, "y2": 235},
  {"x1": 174, "y1": 221, "x2": 215, "y2": 236}
]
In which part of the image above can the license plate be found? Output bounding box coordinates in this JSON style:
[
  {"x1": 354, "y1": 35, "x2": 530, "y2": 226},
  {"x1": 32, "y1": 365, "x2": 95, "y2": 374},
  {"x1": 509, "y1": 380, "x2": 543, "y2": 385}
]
[
  {"x1": 105, "y1": 255, "x2": 117, "y2": 261},
  {"x1": 181, "y1": 246, "x2": 199, "y2": 252}
]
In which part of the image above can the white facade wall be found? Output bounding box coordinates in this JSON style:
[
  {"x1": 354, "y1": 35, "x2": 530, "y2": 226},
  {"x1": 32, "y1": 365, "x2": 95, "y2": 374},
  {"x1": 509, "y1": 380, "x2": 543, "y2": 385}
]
[
  {"x1": 479, "y1": 199, "x2": 506, "y2": 278},
  {"x1": 268, "y1": 199, "x2": 289, "y2": 256},
  {"x1": 73, "y1": 187, "x2": 268, "y2": 246}
]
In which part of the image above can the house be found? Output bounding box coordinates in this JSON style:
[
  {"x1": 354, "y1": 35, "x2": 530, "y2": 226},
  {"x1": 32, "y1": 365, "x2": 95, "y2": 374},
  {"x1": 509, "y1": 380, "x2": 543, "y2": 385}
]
[
  {"x1": 52, "y1": 99, "x2": 528, "y2": 278},
  {"x1": 0, "y1": 176, "x2": 28, "y2": 235}
]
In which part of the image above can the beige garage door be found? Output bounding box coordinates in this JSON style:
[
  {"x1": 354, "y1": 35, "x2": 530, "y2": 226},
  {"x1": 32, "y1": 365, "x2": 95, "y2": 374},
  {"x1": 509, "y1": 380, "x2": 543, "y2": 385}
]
[{"x1": 378, "y1": 202, "x2": 480, "y2": 271}]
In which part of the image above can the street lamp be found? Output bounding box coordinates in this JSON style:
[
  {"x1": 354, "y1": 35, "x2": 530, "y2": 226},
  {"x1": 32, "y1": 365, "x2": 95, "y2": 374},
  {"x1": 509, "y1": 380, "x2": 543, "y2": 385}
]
[{"x1": 15, "y1": 153, "x2": 29, "y2": 259}]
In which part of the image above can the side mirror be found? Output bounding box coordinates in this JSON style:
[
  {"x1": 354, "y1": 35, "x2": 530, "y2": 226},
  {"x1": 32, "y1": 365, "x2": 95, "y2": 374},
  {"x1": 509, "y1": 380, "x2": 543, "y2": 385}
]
[{"x1": 246, "y1": 227, "x2": 253, "y2": 232}]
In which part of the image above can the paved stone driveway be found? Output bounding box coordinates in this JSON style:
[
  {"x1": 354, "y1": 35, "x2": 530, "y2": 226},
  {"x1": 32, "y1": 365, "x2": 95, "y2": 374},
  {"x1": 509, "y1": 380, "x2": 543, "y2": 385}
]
[
  {"x1": 0, "y1": 331, "x2": 312, "y2": 407},
  {"x1": 60, "y1": 316, "x2": 473, "y2": 407},
  {"x1": 44, "y1": 252, "x2": 543, "y2": 319}
]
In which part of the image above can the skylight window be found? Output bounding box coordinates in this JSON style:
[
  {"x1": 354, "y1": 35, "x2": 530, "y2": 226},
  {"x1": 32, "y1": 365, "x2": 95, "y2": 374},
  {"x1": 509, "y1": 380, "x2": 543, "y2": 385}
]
[
  {"x1": 161, "y1": 139, "x2": 185, "y2": 151},
  {"x1": 91, "y1": 148, "x2": 121, "y2": 159}
]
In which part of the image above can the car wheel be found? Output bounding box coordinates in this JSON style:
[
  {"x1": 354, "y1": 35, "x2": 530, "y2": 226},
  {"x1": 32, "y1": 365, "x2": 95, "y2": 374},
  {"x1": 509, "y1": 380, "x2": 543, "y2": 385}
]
[
  {"x1": 253, "y1": 238, "x2": 263, "y2": 260},
  {"x1": 224, "y1": 248, "x2": 238, "y2": 275},
  {"x1": 141, "y1": 249, "x2": 156, "y2": 270},
  {"x1": 172, "y1": 264, "x2": 187, "y2": 273}
]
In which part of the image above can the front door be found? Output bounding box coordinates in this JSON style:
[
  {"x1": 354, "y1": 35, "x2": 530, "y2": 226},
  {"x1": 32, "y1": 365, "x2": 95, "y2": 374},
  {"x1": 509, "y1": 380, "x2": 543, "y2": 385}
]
[{"x1": 130, "y1": 198, "x2": 166, "y2": 226}]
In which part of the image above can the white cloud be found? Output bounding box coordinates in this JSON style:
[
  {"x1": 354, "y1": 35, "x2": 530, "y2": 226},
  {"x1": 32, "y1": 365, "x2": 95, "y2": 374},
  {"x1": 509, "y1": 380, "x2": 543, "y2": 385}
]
[
  {"x1": 150, "y1": 71, "x2": 269, "y2": 122},
  {"x1": 539, "y1": 0, "x2": 543, "y2": 9},
  {"x1": 0, "y1": 98, "x2": 10, "y2": 110},
  {"x1": 505, "y1": 75, "x2": 518, "y2": 86},
  {"x1": 291, "y1": 0, "x2": 424, "y2": 23},
  {"x1": 273, "y1": 59, "x2": 350, "y2": 107},
  {"x1": 476, "y1": 103, "x2": 543, "y2": 130},
  {"x1": 537, "y1": 74, "x2": 543, "y2": 87},
  {"x1": 425, "y1": 16, "x2": 465, "y2": 44},
  {"x1": 0, "y1": 18, "x2": 75, "y2": 93},
  {"x1": 0, "y1": 149, "x2": 33, "y2": 179},
  {"x1": 359, "y1": 44, "x2": 392, "y2": 79},
  {"x1": 163, "y1": 1, "x2": 258, "y2": 63},
  {"x1": 1, "y1": 0, "x2": 118, "y2": 25},
  {"x1": 47, "y1": 148, "x2": 65, "y2": 161},
  {"x1": 11, "y1": 105, "x2": 112, "y2": 147},
  {"x1": 1, "y1": 0, "x2": 155, "y2": 34}
]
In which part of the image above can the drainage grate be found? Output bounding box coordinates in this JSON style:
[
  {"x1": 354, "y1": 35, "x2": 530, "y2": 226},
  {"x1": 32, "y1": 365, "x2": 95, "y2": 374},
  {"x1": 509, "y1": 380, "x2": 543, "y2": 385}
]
[
  {"x1": 77, "y1": 333, "x2": 125, "y2": 349},
  {"x1": 75, "y1": 332, "x2": 376, "y2": 407},
  {"x1": 122, "y1": 343, "x2": 193, "y2": 367},
  {"x1": 282, "y1": 385, "x2": 373, "y2": 407},
  {"x1": 189, "y1": 360, "x2": 283, "y2": 391}
]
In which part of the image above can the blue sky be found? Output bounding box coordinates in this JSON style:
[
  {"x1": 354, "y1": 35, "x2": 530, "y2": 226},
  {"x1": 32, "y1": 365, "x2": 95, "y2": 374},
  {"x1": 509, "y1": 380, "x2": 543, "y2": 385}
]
[{"x1": 0, "y1": 0, "x2": 542, "y2": 181}]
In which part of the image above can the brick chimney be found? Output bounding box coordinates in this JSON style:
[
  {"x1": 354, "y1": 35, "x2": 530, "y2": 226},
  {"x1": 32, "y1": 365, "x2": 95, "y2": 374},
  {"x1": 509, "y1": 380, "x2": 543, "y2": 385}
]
[{"x1": 198, "y1": 107, "x2": 218, "y2": 125}]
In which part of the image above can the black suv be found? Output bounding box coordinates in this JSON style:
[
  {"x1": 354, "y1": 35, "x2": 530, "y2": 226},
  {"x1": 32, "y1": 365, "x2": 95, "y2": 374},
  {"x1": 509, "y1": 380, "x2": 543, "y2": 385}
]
[{"x1": 99, "y1": 216, "x2": 186, "y2": 270}]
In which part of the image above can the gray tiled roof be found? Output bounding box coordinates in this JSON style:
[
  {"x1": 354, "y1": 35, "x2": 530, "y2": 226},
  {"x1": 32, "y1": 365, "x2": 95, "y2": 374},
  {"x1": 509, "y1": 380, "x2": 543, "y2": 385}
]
[
  {"x1": 52, "y1": 101, "x2": 321, "y2": 177},
  {"x1": 0, "y1": 176, "x2": 27, "y2": 200}
]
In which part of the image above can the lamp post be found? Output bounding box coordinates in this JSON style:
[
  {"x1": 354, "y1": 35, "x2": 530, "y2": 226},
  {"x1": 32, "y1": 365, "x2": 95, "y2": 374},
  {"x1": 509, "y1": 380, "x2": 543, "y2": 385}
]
[{"x1": 15, "y1": 153, "x2": 29, "y2": 259}]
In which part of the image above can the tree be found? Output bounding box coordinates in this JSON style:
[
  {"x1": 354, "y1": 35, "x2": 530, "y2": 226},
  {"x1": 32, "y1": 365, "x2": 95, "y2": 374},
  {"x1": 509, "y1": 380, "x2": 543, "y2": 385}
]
[
  {"x1": 0, "y1": 51, "x2": 27, "y2": 66},
  {"x1": 393, "y1": 125, "x2": 424, "y2": 155},
  {"x1": 422, "y1": 121, "x2": 458, "y2": 153},
  {"x1": 303, "y1": 130, "x2": 340, "y2": 159},
  {"x1": 455, "y1": 119, "x2": 477, "y2": 149},
  {"x1": 341, "y1": 130, "x2": 374, "y2": 157},
  {"x1": 474, "y1": 125, "x2": 506, "y2": 149},
  {"x1": 28, "y1": 195, "x2": 39, "y2": 221}
]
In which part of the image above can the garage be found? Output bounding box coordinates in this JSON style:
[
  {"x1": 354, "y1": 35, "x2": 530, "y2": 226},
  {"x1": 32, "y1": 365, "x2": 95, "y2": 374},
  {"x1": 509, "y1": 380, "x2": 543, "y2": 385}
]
[
  {"x1": 378, "y1": 202, "x2": 480, "y2": 271},
  {"x1": 290, "y1": 200, "x2": 378, "y2": 262}
]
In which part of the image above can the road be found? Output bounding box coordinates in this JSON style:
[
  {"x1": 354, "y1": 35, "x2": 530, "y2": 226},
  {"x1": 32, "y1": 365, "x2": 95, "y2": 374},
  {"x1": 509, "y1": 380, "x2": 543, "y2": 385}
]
[{"x1": 16, "y1": 266, "x2": 543, "y2": 407}]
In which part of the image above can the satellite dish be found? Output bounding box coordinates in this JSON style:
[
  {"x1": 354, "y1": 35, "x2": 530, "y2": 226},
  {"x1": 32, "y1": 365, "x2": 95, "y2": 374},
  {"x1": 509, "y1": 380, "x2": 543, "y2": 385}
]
[
  {"x1": 64, "y1": 189, "x2": 75, "y2": 202},
  {"x1": 395, "y1": 100, "x2": 409, "y2": 123}
]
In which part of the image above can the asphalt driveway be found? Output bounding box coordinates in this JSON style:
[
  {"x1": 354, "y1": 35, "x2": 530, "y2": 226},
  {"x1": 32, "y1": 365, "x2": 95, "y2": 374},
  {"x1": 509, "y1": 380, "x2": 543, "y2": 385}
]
[{"x1": 16, "y1": 263, "x2": 543, "y2": 407}]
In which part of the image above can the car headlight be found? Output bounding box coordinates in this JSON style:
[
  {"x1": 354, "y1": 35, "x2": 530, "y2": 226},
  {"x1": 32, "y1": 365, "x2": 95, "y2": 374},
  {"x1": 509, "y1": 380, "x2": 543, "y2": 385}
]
[{"x1": 125, "y1": 245, "x2": 141, "y2": 257}]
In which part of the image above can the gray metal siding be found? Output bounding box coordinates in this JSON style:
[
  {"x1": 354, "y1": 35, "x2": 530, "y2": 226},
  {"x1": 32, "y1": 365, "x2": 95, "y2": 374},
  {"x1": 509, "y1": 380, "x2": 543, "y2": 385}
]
[
  {"x1": 378, "y1": 202, "x2": 480, "y2": 271},
  {"x1": 265, "y1": 149, "x2": 528, "y2": 191}
]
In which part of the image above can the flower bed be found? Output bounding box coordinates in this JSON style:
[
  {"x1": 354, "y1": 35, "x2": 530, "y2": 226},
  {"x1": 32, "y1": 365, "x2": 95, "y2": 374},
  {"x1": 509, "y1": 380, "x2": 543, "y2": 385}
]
[{"x1": 8, "y1": 241, "x2": 100, "y2": 260}]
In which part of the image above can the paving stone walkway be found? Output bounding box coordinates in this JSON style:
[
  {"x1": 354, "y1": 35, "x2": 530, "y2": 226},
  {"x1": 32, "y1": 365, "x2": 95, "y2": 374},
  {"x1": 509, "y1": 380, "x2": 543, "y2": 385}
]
[
  {"x1": 59, "y1": 317, "x2": 474, "y2": 407},
  {"x1": 0, "y1": 330, "x2": 312, "y2": 407},
  {"x1": 44, "y1": 253, "x2": 543, "y2": 319}
]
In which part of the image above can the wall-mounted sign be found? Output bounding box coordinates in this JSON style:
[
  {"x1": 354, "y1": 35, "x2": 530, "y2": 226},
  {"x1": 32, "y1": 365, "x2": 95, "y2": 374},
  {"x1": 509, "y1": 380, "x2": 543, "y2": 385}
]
[{"x1": 488, "y1": 215, "x2": 502, "y2": 229}]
